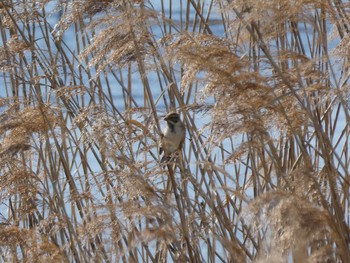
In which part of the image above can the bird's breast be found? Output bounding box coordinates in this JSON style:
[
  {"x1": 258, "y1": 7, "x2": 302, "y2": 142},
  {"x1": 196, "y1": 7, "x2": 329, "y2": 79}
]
[{"x1": 162, "y1": 125, "x2": 185, "y2": 153}]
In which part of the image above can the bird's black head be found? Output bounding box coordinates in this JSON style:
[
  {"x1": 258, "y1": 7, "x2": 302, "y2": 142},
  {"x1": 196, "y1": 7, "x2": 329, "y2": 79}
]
[{"x1": 164, "y1": 112, "x2": 180, "y2": 124}]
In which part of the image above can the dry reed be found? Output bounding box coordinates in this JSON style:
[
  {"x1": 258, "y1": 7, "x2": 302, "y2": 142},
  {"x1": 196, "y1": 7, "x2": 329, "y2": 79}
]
[{"x1": 0, "y1": 0, "x2": 348, "y2": 262}]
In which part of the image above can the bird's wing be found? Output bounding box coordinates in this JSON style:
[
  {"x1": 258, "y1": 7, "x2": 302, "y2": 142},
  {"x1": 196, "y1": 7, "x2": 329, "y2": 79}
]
[{"x1": 159, "y1": 133, "x2": 164, "y2": 155}]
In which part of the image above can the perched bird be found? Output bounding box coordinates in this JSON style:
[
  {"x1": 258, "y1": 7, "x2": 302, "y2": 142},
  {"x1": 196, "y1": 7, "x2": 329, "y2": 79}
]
[{"x1": 159, "y1": 112, "x2": 186, "y2": 163}]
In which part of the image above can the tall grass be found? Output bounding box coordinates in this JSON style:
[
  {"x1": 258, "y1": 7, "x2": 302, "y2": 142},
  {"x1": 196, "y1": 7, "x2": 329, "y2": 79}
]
[{"x1": 0, "y1": 0, "x2": 349, "y2": 262}]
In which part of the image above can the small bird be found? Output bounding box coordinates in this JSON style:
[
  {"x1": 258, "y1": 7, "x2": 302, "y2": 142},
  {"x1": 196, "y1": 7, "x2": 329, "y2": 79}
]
[{"x1": 159, "y1": 112, "x2": 186, "y2": 163}]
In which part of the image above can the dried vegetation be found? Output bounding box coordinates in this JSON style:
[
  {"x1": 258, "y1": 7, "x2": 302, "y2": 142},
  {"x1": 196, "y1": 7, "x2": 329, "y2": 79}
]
[{"x1": 0, "y1": 0, "x2": 349, "y2": 262}]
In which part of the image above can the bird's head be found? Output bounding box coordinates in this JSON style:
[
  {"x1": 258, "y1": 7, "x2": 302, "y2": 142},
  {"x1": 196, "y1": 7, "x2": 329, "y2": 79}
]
[{"x1": 164, "y1": 112, "x2": 180, "y2": 124}]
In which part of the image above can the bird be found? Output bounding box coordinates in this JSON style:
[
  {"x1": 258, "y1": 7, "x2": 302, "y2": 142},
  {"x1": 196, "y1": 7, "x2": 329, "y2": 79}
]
[{"x1": 159, "y1": 112, "x2": 186, "y2": 163}]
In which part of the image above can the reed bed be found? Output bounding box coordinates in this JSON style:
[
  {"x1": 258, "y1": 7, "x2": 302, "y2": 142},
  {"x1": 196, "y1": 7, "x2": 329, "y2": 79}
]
[{"x1": 0, "y1": 0, "x2": 349, "y2": 262}]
